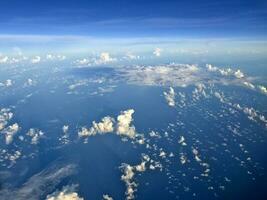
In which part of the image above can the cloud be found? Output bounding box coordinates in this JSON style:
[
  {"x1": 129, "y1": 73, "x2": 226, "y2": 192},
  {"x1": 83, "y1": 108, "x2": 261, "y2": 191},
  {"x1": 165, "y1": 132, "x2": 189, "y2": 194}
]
[
  {"x1": 0, "y1": 162, "x2": 77, "y2": 200},
  {"x1": 120, "y1": 154, "x2": 150, "y2": 200},
  {"x1": 103, "y1": 194, "x2": 113, "y2": 200},
  {"x1": 116, "y1": 109, "x2": 136, "y2": 138},
  {"x1": 163, "y1": 87, "x2": 176, "y2": 107},
  {"x1": 234, "y1": 69, "x2": 244, "y2": 79},
  {"x1": 0, "y1": 56, "x2": 8, "y2": 63},
  {"x1": 46, "y1": 54, "x2": 66, "y2": 61},
  {"x1": 2, "y1": 123, "x2": 20, "y2": 144},
  {"x1": 0, "y1": 108, "x2": 13, "y2": 131},
  {"x1": 117, "y1": 64, "x2": 199, "y2": 87},
  {"x1": 78, "y1": 109, "x2": 136, "y2": 139},
  {"x1": 258, "y1": 85, "x2": 267, "y2": 94},
  {"x1": 46, "y1": 184, "x2": 83, "y2": 200},
  {"x1": 74, "y1": 52, "x2": 116, "y2": 67},
  {"x1": 26, "y1": 128, "x2": 44, "y2": 144},
  {"x1": 5, "y1": 79, "x2": 13, "y2": 87},
  {"x1": 153, "y1": 48, "x2": 161, "y2": 57},
  {"x1": 31, "y1": 56, "x2": 41, "y2": 64}
]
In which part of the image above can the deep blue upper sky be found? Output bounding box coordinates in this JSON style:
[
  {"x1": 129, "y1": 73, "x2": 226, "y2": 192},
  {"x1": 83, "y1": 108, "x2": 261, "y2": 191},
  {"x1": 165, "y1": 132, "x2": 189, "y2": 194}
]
[{"x1": 0, "y1": 0, "x2": 267, "y2": 37}]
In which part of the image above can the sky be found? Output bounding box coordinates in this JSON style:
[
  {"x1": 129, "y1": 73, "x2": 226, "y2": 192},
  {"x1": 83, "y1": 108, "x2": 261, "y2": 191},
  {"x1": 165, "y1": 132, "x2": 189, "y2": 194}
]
[
  {"x1": 0, "y1": 0, "x2": 267, "y2": 55},
  {"x1": 0, "y1": 0, "x2": 267, "y2": 37}
]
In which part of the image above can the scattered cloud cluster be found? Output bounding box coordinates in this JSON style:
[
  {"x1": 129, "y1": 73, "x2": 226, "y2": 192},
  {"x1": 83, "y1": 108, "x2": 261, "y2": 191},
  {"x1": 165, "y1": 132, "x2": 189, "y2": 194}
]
[
  {"x1": 206, "y1": 64, "x2": 245, "y2": 79},
  {"x1": 117, "y1": 64, "x2": 200, "y2": 87},
  {"x1": 120, "y1": 154, "x2": 150, "y2": 200}
]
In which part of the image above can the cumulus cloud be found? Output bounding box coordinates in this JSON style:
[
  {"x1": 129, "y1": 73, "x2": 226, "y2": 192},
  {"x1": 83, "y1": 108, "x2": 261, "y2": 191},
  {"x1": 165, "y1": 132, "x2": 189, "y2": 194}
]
[
  {"x1": 46, "y1": 184, "x2": 83, "y2": 200},
  {"x1": 78, "y1": 116, "x2": 114, "y2": 137},
  {"x1": 153, "y1": 48, "x2": 161, "y2": 57},
  {"x1": 0, "y1": 108, "x2": 13, "y2": 131},
  {"x1": 120, "y1": 154, "x2": 150, "y2": 200},
  {"x1": 2, "y1": 123, "x2": 20, "y2": 144},
  {"x1": 258, "y1": 85, "x2": 267, "y2": 94},
  {"x1": 103, "y1": 194, "x2": 113, "y2": 200},
  {"x1": 164, "y1": 87, "x2": 176, "y2": 107},
  {"x1": 0, "y1": 55, "x2": 8, "y2": 63},
  {"x1": 78, "y1": 109, "x2": 136, "y2": 139},
  {"x1": 116, "y1": 109, "x2": 136, "y2": 138},
  {"x1": 234, "y1": 69, "x2": 244, "y2": 79},
  {"x1": 74, "y1": 52, "x2": 116, "y2": 67},
  {"x1": 26, "y1": 128, "x2": 44, "y2": 144},
  {"x1": 31, "y1": 56, "x2": 41, "y2": 64},
  {"x1": 206, "y1": 64, "x2": 245, "y2": 79}
]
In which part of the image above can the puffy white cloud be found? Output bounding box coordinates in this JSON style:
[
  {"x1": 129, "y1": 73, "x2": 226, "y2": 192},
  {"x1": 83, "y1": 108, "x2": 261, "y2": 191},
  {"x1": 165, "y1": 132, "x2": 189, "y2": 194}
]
[
  {"x1": 27, "y1": 128, "x2": 44, "y2": 144},
  {"x1": 178, "y1": 136, "x2": 187, "y2": 146},
  {"x1": 120, "y1": 154, "x2": 150, "y2": 200},
  {"x1": 0, "y1": 55, "x2": 8, "y2": 63},
  {"x1": 62, "y1": 125, "x2": 69, "y2": 134},
  {"x1": 258, "y1": 85, "x2": 267, "y2": 94},
  {"x1": 164, "y1": 87, "x2": 176, "y2": 107},
  {"x1": 0, "y1": 108, "x2": 13, "y2": 131},
  {"x1": 46, "y1": 185, "x2": 83, "y2": 200},
  {"x1": 153, "y1": 48, "x2": 161, "y2": 57},
  {"x1": 91, "y1": 116, "x2": 114, "y2": 134},
  {"x1": 3, "y1": 123, "x2": 20, "y2": 144},
  {"x1": 31, "y1": 56, "x2": 41, "y2": 64},
  {"x1": 5, "y1": 79, "x2": 13, "y2": 87},
  {"x1": 78, "y1": 109, "x2": 136, "y2": 139},
  {"x1": 103, "y1": 194, "x2": 113, "y2": 200},
  {"x1": 116, "y1": 109, "x2": 136, "y2": 138},
  {"x1": 234, "y1": 69, "x2": 244, "y2": 79},
  {"x1": 78, "y1": 116, "x2": 114, "y2": 137},
  {"x1": 100, "y1": 52, "x2": 113, "y2": 62},
  {"x1": 243, "y1": 81, "x2": 255, "y2": 89}
]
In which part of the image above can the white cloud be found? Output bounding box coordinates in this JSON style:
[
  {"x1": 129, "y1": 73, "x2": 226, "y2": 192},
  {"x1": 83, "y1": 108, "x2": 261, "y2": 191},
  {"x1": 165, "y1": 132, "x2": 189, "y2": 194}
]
[
  {"x1": 62, "y1": 125, "x2": 69, "y2": 134},
  {"x1": 234, "y1": 69, "x2": 244, "y2": 79},
  {"x1": 5, "y1": 79, "x2": 13, "y2": 87},
  {"x1": 258, "y1": 85, "x2": 267, "y2": 94},
  {"x1": 153, "y1": 48, "x2": 161, "y2": 57},
  {"x1": 0, "y1": 55, "x2": 8, "y2": 63},
  {"x1": 78, "y1": 109, "x2": 136, "y2": 139},
  {"x1": 46, "y1": 184, "x2": 83, "y2": 200},
  {"x1": 120, "y1": 154, "x2": 149, "y2": 200},
  {"x1": 27, "y1": 128, "x2": 44, "y2": 144},
  {"x1": 243, "y1": 81, "x2": 255, "y2": 89},
  {"x1": 116, "y1": 109, "x2": 136, "y2": 138},
  {"x1": 103, "y1": 194, "x2": 113, "y2": 200},
  {"x1": 164, "y1": 87, "x2": 176, "y2": 107},
  {"x1": 31, "y1": 56, "x2": 41, "y2": 64},
  {"x1": 0, "y1": 108, "x2": 13, "y2": 131},
  {"x1": 3, "y1": 123, "x2": 20, "y2": 144}
]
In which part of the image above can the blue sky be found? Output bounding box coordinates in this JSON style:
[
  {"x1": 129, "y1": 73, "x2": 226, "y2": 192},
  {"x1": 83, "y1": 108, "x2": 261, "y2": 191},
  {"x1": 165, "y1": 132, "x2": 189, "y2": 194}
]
[{"x1": 0, "y1": 0, "x2": 267, "y2": 37}]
